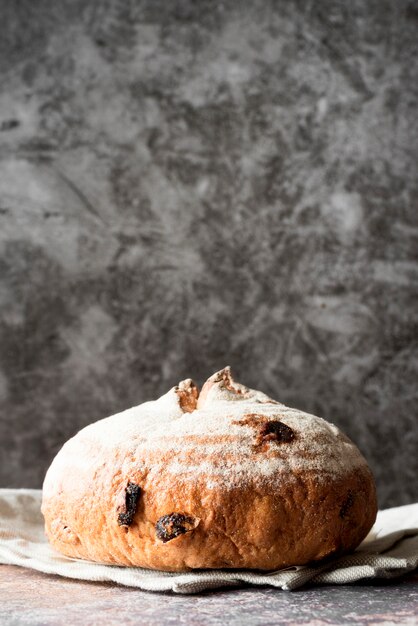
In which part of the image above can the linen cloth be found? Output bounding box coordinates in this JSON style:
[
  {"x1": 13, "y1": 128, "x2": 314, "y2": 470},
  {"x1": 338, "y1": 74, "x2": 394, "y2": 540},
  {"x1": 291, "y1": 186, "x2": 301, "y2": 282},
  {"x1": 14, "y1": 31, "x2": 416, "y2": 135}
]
[{"x1": 0, "y1": 489, "x2": 417, "y2": 594}]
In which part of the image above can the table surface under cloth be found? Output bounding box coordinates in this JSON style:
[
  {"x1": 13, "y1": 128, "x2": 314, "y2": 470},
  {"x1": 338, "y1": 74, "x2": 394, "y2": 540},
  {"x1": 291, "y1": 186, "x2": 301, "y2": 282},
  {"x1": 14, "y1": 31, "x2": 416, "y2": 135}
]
[{"x1": 0, "y1": 564, "x2": 417, "y2": 626}]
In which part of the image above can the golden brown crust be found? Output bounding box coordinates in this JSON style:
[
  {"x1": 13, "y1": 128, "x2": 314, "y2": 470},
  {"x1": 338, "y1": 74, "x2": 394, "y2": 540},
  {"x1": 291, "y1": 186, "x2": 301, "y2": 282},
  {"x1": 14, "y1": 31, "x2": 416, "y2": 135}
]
[{"x1": 41, "y1": 368, "x2": 378, "y2": 571}]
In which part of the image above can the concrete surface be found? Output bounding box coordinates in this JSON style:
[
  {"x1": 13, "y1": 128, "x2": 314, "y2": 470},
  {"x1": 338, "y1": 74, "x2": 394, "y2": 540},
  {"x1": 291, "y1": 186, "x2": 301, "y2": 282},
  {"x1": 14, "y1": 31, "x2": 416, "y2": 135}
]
[{"x1": 1, "y1": 565, "x2": 418, "y2": 626}]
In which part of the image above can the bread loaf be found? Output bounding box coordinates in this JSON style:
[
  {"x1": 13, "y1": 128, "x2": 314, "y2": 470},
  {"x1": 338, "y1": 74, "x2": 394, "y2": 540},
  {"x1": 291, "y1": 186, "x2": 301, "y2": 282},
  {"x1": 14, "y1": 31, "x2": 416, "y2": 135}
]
[{"x1": 42, "y1": 367, "x2": 377, "y2": 571}]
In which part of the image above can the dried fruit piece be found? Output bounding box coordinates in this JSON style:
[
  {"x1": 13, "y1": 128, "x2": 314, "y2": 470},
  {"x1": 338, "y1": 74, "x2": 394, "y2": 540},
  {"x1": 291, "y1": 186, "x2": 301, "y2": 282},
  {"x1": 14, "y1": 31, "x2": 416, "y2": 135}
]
[
  {"x1": 117, "y1": 482, "x2": 141, "y2": 527},
  {"x1": 339, "y1": 491, "x2": 355, "y2": 519},
  {"x1": 155, "y1": 513, "x2": 199, "y2": 543},
  {"x1": 257, "y1": 420, "x2": 295, "y2": 444},
  {"x1": 234, "y1": 414, "x2": 295, "y2": 447}
]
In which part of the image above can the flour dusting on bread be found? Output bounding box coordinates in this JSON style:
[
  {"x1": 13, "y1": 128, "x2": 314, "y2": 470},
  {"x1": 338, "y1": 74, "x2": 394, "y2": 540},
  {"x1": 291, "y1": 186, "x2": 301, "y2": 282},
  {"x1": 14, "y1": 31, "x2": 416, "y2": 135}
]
[{"x1": 47, "y1": 367, "x2": 363, "y2": 490}]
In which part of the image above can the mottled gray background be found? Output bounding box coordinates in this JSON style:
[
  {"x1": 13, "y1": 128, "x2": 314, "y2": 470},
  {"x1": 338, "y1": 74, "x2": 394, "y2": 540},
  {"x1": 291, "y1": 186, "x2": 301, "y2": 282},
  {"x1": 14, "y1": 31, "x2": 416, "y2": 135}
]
[{"x1": 0, "y1": 0, "x2": 417, "y2": 507}]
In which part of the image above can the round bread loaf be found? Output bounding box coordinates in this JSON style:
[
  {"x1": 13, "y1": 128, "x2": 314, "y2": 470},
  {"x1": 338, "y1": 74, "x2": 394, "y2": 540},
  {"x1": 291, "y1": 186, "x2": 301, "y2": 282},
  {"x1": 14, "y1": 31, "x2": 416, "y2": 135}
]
[{"x1": 42, "y1": 367, "x2": 377, "y2": 571}]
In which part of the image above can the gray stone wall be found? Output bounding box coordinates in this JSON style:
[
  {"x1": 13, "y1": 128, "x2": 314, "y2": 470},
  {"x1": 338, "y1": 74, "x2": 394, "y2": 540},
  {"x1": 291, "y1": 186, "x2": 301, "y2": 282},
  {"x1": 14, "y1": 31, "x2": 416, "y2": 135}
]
[{"x1": 0, "y1": 0, "x2": 417, "y2": 507}]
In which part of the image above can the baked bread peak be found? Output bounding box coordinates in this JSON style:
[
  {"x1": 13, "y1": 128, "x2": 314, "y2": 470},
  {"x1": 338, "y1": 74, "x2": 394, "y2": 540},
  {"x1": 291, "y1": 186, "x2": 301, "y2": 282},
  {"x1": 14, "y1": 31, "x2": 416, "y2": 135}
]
[
  {"x1": 175, "y1": 377, "x2": 199, "y2": 413},
  {"x1": 42, "y1": 368, "x2": 377, "y2": 572},
  {"x1": 195, "y1": 366, "x2": 277, "y2": 408}
]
